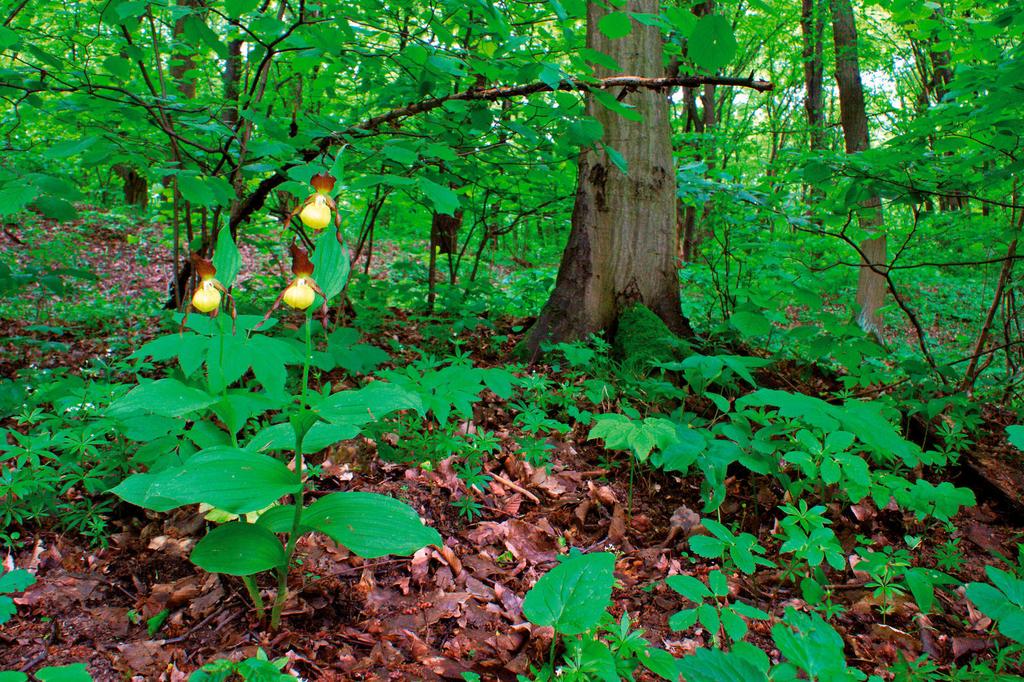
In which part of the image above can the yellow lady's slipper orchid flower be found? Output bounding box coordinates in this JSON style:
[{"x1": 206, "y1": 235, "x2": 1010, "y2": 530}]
[
  {"x1": 299, "y1": 195, "x2": 332, "y2": 230},
  {"x1": 191, "y1": 280, "x2": 221, "y2": 312},
  {"x1": 283, "y1": 279, "x2": 316, "y2": 310}
]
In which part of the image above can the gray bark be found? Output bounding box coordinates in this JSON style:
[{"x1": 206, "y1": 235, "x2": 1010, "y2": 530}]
[
  {"x1": 831, "y1": 0, "x2": 886, "y2": 335},
  {"x1": 523, "y1": 0, "x2": 689, "y2": 357}
]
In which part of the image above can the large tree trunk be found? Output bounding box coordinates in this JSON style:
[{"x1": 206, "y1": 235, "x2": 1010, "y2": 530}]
[
  {"x1": 831, "y1": 0, "x2": 886, "y2": 336},
  {"x1": 523, "y1": 0, "x2": 689, "y2": 357}
]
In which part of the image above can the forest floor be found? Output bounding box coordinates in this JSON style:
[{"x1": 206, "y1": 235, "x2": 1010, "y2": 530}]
[{"x1": 1, "y1": 212, "x2": 1023, "y2": 680}]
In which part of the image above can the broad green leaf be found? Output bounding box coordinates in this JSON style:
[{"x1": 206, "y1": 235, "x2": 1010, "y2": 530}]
[
  {"x1": 206, "y1": 330, "x2": 250, "y2": 393},
  {"x1": 177, "y1": 174, "x2": 216, "y2": 206},
  {"x1": 212, "y1": 229, "x2": 241, "y2": 289},
  {"x1": 151, "y1": 447, "x2": 299, "y2": 514},
  {"x1": 318, "y1": 382, "x2": 423, "y2": 428},
  {"x1": 107, "y1": 378, "x2": 217, "y2": 418},
  {"x1": 224, "y1": 0, "x2": 260, "y2": 17},
  {"x1": 419, "y1": 177, "x2": 459, "y2": 216},
  {"x1": 303, "y1": 491, "x2": 440, "y2": 557},
  {"x1": 772, "y1": 608, "x2": 860, "y2": 680},
  {"x1": 966, "y1": 566, "x2": 1024, "y2": 643},
  {"x1": 0, "y1": 26, "x2": 20, "y2": 50},
  {"x1": 521, "y1": 551, "x2": 615, "y2": 635},
  {"x1": 676, "y1": 646, "x2": 769, "y2": 682},
  {"x1": 111, "y1": 447, "x2": 299, "y2": 514},
  {"x1": 640, "y1": 646, "x2": 680, "y2": 681},
  {"x1": 598, "y1": 11, "x2": 632, "y2": 39},
  {"x1": 0, "y1": 568, "x2": 35, "y2": 594},
  {"x1": 567, "y1": 117, "x2": 604, "y2": 147},
  {"x1": 310, "y1": 228, "x2": 350, "y2": 301},
  {"x1": 688, "y1": 14, "x2": 738, "y2": 73},
  {"x1": 666, "y1": 574, "x2": 711, "y2": 602},
  {"x1": 34, "y1": 665, "x2": 92, "y2": 682},
  {"x1": 190, "y1": 522, "x2": 286, "y2": 576},
  {"x1": 0, "y1": 183, "x2": 38, "y2": 215},
  {"x1": 1008, "y1": 425, "x2": 1024, "y2": 451},
  {"x1": 34, "y1": 196, "x2": 78, "y2": 221},
  {"x1": 246, "y1": 421, "x2": 360, "y2": 453}
]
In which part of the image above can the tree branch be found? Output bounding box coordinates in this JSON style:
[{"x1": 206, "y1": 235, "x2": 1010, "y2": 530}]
[{"x1": 230, "y1": 72, "x2": 774, "y2": 231}]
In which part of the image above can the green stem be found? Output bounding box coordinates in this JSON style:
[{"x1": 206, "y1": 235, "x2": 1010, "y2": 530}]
[
  {"x1": 270, "y1": 312, "x2": 313, "y2": 630},
  {"x1": 241, "y1": 575, "x2": 265, "y2": 621}
]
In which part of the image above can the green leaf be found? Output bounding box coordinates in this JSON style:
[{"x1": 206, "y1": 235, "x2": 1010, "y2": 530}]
[
  {"x1": 111, "y1": 447, "x2": 300, "y2": 514},
  {"x1": 34, "y1": 665, "x2": 92, "y2": 682},
  {"x1": 591, "y1": 88, "x2": 643, "y2": 122},
  {"x1": 967, "y1": 567, "x2": 1024, "y2": 643},
  {"x1": 598, "y1": 11, "x2": 632, "y2": 39},
  {"x1": 601, "y1": 143, "x2": 628, "y2": 173},
  {"x1": 224, "y1": 0, "x2": 260, "y2": 17},
  {"x1": 177, "y1": 174, "x2": 217, "y2": 207},
  {"x1": 1008, "y1": 425, "x2": 1024, "y2": 451},
  {"x1": 688, "y1": 14, "x2": 738, "y2": 73},
  {"x1": 676, "y1": 646, "x2": 769, "y2": 682},
  {"x1": 772, "y1": 608, "x2": 859, "y2": 679},
  {"x1": 0, "y1": 568, "x2": 35, "y2": 594},
  {"x1": 522, "y1": 551, "x2": 615, "y2": 635},
  {"x1": 303, "y1": 492, "x2": 440, "y2": 558},
  {"x1": 318, "y1": 382, "x2": 423, "y2": 429},
  {"x1": 666, "y1": 574, "x2": 711, "y2": 602},
  {"x1": 419, "y1": 177, "x2": 459, "y2": 216},
  {"x1": 34, "y1": 196, "x2": 78, "y2": 221},
  {"x1": 639, "y1": 646, "x2": 680, "y2": 681},
  {"x1": 311, "y1": 228, "x2": 350, "y2": 301},
  {"x1": 689, "y1": 534, "x2": 726, "y2": 560},
  {"x1": 665, "y1": 7, "x2": 697, "y2": 35},
  {"x1": 212, "y1": 229, "x2": 241, "y2": 289},
  {"x1": 247, "y1": 421, "x2": 360, "y2": 454},
  {"x1": 190, "y1": 522, "x2": 286, "y2": 576},
  {"x1": 107, "y1": 378, "x2": 217, "y2": 419},
  {"x1": 567, "y1": 117, "x2": 604, "y2": 147},
  {"x1": 0, "y1": 26, "x2": 21, "y2": 50},
  {"x1": 0, "y1": 183, "x2": 38, "y2": 215}
]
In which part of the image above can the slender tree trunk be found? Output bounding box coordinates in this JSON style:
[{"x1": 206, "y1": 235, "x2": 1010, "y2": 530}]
[
  {"x1": 831, "y1": 0, "x2": 886, "y2": 336},
  {"x1": 170, "y1": 0, "x2": 200, "y2": 99},
  {"x1": 676, "y1": 0, "x2": 714, "y2": 263},
  {"x1": 523, "y1": 0, "x2": 689, "y2": 357},
  {"x1": 801, "y1": 0, "x2": 826, "y2": 153}
]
